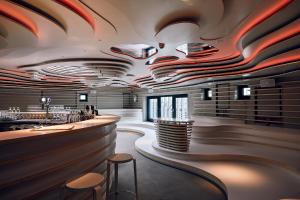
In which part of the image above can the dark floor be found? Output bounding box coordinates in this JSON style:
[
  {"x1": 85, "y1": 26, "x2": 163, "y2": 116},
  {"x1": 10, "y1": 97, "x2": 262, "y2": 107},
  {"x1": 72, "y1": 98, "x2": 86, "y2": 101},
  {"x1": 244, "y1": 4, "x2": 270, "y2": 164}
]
[{"x1": 108, "y1": 132, "x2": 226, "y2": 200}]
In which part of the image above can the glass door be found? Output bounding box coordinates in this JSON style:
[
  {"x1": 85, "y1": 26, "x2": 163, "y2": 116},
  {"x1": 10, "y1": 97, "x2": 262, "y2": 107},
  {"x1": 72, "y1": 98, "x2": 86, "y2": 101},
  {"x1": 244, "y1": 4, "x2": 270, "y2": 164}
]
[
  {"x1": 175, "y1": 96, "x2": 188, "y2": 119},
  {"x1": 147, "y1": 97, "x2": 158, "y2": 121},
  {"x1": 147, "y1": 94, "x2": 188, "y2": 121},
  {"x1": 160, "y1": 96, "x2": 173, "y2": 119}
]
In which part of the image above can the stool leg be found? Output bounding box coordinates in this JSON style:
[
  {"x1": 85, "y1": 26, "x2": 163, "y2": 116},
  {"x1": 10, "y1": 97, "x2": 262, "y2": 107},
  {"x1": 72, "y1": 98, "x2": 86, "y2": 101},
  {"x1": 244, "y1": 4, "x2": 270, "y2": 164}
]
[
  {"x1": 114, "y1": 163, "x2": 118, "y2": 195},
  {"x1": 60, "y1": 185, "x2": 66, "y2": 200},
  {"x1": 93, "y1": 188, "x2": 96, "y2": 200},
  {"x1": 106, "y1": 161, "x2": 111, "y2": 200},
  {"x1": 133, "y1": 159, "x2": 138, "y2": 200}
]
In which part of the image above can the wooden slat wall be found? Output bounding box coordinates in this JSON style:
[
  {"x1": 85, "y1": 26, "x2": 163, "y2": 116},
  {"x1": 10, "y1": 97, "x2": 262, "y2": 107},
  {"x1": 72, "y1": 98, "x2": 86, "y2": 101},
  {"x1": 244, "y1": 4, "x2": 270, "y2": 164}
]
[
  {"x1": 139, "y1": 76, "x2": 300, "y2": 129},
  {"x1": 0, "y1": 88, "x2": 143, "y2": 111},
  {"x1": 188, "y1": 79, "x2": 300, "y2": 128}
]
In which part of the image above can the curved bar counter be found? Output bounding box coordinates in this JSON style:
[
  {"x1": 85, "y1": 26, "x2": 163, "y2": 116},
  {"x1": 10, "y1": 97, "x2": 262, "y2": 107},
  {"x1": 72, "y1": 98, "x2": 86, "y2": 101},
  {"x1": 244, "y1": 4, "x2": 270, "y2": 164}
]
[
  {"x1": 154, "y1": 118, "x2": 194, "y2": 152},
  {"x1": 0, "y1": 115, "x2": 120, "y2": 200}
]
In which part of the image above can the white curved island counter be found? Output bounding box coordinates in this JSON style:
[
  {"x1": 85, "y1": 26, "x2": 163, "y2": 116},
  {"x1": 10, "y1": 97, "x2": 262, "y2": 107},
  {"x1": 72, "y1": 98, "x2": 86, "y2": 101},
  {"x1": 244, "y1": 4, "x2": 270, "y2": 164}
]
[
  {"x1": 154, "y1": 118, "x2": 194, "y2": 152},
  {"x1": 0, "y1": 115, "x2": 120, "y2": 200}
]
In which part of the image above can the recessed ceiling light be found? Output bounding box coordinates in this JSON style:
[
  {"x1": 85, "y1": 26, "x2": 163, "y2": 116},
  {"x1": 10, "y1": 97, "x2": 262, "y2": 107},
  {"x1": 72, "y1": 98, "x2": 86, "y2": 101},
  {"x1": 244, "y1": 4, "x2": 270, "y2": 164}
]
[
  {"x1": 243, "y1": 74, "x2": 251, "y2": 77},
  {"x1": 181, "y1": 0, "x2": 193, "y2": 6}
]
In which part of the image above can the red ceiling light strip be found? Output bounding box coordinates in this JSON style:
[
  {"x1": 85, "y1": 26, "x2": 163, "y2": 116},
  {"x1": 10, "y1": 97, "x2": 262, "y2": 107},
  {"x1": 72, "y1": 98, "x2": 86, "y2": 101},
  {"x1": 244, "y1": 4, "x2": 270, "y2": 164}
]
[
  {"x1": 175, "y1": 21, "x2": 300, "y2": 75},
  {"x1": 178, "y1": 55, "x2": 300, "y2": 84},
  {"x1": 233, "y1": 0, "x2": 292, "y2": 44},
  {"x1": 149, "y1": 53, "x2": 240, "y2": 70},
  {"x1": 134, "y1": 75, "x2": 152, "y2": 82},
  {"x1": 150, "y1": 0, "x2": 293, "y2": 72},
  {"x1": 149, "y1": 20, "x2": 298, "y2": 77},
  {"x1": 150, "y1": 52, "x2": 300, "y2": 88},
  {"x1": 54, "y1": 0, "x2": 95, "y2": 30},
  {"x1": 0, "y1": 1, "x2": 39, "y2": 36}
]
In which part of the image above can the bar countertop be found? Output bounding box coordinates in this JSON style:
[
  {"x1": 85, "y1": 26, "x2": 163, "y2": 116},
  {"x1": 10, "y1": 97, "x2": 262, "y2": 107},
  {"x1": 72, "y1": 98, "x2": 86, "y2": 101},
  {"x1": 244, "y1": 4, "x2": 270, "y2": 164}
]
[
  {"x1": 0, "y1": 115, "x2": 119, "y2": 199},
  {"x1": 0, "y1": 115, "x2": 120, "y2": 143}
]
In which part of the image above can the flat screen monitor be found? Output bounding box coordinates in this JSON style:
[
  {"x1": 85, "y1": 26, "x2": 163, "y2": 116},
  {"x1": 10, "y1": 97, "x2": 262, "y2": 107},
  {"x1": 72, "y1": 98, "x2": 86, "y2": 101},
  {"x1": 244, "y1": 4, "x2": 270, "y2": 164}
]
[
  {"x1": 79, "y1": 94, "x2": 88, "y2": 102},
  {"x1": 243, "y1": 87, "x2": 251, "y2": 96},
  {"x1": 237, "y1": 85, "x2": 251, "y2": 100},
  {"x1": 204, "y1": 88, "x2": 212, "y2": 100}
]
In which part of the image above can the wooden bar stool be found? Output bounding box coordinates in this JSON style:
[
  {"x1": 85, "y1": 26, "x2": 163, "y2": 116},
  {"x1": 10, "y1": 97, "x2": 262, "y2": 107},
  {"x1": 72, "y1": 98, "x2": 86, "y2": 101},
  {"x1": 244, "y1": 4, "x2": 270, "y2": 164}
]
[
  {"x1": 106, "y1": 153, "x2": 138, "y2": 200},
  {"x1": 63, "y1": 172, "x2": 104, "y2": 200}
]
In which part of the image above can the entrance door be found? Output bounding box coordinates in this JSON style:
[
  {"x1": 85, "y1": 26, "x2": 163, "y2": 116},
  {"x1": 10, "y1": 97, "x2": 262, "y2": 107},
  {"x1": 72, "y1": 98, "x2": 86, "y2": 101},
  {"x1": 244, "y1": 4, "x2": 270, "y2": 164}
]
[
  {"x1": 160, "y1": 96, "x2": 173, "y2": 118},
  {"x1": 175, "y1": 96, "x2": 188, "y2": 119},
  {"x1": 147, "y1": 94, "x2": 188, "y2": 121},
  {"x1": 147, "y1": 97, "x2": 158, "y2": 121}
]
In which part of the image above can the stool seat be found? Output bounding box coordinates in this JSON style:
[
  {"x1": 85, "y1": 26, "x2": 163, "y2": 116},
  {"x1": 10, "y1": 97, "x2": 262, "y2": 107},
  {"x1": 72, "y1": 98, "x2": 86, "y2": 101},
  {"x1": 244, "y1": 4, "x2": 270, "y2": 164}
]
[
  {"x1": 108, "y1": 153, "x2": 133, "y2": 163},
  {"x1": 66, "y1": 172, "x2": 104, "y2": 190},
  {"x1": 106, "y1": 153, "x2": 138, "y2": 200}
]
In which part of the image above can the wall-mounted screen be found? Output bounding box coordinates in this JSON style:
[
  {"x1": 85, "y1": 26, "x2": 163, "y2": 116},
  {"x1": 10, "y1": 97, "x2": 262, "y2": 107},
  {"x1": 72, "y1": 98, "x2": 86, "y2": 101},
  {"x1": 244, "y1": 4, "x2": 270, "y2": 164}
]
[
  {"x1": 204, "y1": 88, "x2": 212, "y2": 100},
  {"x1": 79, "y1": 94, "x2": 88, "y2": 102},
  {"x1": 237, "y1": 85, "x2": 251, "y2": 100},
  {"x1": 243, "y1": 87, "x2": 251, "y2": 96}
]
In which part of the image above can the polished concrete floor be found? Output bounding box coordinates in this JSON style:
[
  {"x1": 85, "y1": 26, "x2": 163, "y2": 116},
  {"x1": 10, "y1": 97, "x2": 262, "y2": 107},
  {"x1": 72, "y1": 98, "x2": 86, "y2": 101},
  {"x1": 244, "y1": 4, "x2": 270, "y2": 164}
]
[{"x1": 108, "y1": 131, "x2": 226, "y2": 200}]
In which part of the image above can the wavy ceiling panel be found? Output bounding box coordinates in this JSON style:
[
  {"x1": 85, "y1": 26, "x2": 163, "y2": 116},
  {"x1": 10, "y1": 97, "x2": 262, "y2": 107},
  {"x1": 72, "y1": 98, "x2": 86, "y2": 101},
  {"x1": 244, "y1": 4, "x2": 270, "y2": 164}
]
[
  {"x1": 145, "y1": 50, "x2": 300, "y2": 88},
  {"x1": 0, "y1": 1, "x2": 38, "y2": 36},
  {"x1": 54, "y1": 0, "x2": 95, "y2": 31},
  {"x1": 8, "y1": 0, "x2": 66, "y2": 32},
  {"x1": 0, "y1": 0, "x2": 299, "y2": 89}
]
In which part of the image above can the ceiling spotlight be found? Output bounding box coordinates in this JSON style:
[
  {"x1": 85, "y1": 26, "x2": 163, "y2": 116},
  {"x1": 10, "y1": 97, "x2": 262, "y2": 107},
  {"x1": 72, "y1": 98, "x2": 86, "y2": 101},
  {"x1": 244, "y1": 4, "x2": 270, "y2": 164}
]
[{"x1": 181, "y1": 0, "x2": 193, "y2": 6}]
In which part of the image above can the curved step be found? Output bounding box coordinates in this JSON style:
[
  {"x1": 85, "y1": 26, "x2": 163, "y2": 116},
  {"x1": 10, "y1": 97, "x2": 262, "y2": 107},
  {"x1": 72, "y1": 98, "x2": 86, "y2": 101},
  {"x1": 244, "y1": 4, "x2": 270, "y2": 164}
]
[
  {"x1": 117, "y1": 121, "x2": 300, "y2": 200},
  {"x1": 152, "y1": 142, "x2": 300, "y2": 174}
]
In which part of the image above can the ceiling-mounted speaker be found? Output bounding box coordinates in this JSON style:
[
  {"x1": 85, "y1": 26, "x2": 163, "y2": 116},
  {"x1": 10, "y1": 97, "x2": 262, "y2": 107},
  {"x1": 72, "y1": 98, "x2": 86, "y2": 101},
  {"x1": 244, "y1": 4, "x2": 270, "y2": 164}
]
[
  {"x1": 260, "y1": 79, "x2": 276, "y2": 88},
  {"x1": 159, "y1": 43, "x2": 165, "y2": 49}
]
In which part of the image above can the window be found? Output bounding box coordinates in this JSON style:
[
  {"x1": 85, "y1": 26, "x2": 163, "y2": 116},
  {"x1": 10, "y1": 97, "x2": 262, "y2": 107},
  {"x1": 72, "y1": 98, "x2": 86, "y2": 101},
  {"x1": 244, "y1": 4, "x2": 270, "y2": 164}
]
[
  {"x1": 203, "y1": 88, "x2": 212, "y2": 100},
  {"x1": 147, "y1": 94, "x2": 188, "y2": 121},
  {"x1": 237, "y1": 85, "x2": 251, "y2": 100},
  {"x1": 148, "y1": 98, "x2": 158, "y2": 121},
  {"x1": 208, "y1": 90, "x2": 213, "y2": 98},
  {"x1": 79, "y1": 94, "x2": 88, "y2": 102},
  {"x1": 176, "y1": 97, "x2": 188, "y2": 119},
  {"x1": 161, "y1": 96, "x2": 173, "y2": 118}
]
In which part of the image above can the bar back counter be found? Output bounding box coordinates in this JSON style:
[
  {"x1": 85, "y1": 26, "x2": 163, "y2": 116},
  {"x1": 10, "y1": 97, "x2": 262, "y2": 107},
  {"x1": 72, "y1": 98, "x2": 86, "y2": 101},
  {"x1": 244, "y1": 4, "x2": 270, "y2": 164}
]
[{"x1": 0, "y1": 115, "x2": 120, "y2": 200}]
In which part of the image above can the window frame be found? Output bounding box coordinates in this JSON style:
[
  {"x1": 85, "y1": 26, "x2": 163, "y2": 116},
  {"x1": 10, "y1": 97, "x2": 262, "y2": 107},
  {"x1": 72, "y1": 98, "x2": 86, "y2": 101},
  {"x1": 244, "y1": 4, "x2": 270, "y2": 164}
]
[{"x1": 146, "y1": 94, "x2": 188, "y2": 122}]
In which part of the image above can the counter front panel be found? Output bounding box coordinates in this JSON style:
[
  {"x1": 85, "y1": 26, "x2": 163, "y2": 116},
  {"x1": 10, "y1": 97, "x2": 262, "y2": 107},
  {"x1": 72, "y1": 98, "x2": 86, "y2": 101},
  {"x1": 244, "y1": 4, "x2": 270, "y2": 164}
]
[{"x1": 0, "y1": 115, "x2": 119, "y2": 200}]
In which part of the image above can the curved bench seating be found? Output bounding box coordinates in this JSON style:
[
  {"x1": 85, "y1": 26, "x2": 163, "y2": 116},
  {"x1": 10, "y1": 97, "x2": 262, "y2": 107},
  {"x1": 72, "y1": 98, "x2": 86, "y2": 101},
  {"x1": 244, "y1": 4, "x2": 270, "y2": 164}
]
[
  {"x1": 117, "y1": 119, "x2": 300, "y2": 200},
  {"x1": 192, "y1": 125, "x2": 300, "y2": 151}
]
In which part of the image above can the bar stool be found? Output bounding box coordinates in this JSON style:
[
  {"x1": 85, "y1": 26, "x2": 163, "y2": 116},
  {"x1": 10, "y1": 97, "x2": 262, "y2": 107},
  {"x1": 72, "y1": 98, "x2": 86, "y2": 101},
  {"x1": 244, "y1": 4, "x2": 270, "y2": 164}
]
[
  {"x1": 62, "y1": 172, "x2": 104, "y2": 200},
  {"x1": 106, "y1": 153, "x2": 138, "y2": 200}
]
